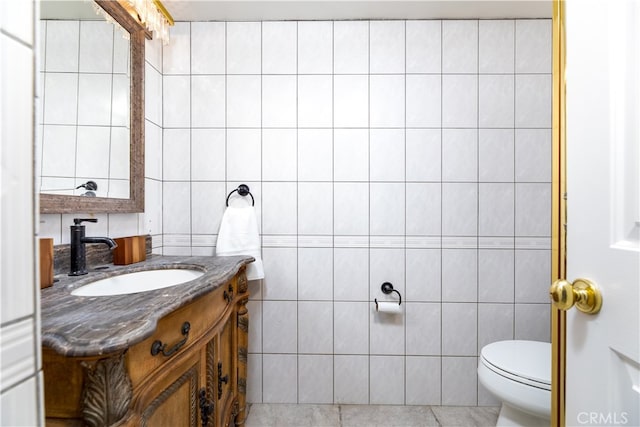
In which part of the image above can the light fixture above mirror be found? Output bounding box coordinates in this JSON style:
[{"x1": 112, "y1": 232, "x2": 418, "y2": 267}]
[{"x1": 96, "y1": 0, "x2": 174, "y2": 44}]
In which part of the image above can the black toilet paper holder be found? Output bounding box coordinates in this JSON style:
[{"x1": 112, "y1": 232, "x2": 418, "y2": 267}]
[{"x1": 374, "y1": 282, "x2": 402, "y2": 310}]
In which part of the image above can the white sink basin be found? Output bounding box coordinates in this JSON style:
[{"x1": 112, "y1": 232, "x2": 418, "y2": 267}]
[{"x1": 71, "y1": 268, "x2": 204, "y2": 297}]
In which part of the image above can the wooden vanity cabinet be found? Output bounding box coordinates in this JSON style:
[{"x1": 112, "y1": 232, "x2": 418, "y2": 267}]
[{"x1": 43, "y1": 269, "x2": 249, "y2": 427}]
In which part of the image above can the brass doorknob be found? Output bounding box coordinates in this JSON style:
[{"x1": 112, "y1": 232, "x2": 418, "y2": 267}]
[{"x1": 549, "y1": 278, "x2": 602, "y2": 314}]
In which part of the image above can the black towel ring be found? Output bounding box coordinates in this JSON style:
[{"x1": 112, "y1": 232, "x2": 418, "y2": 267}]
[{"x1": 226, "y1": 184, "x2": 255, "y2": 206}]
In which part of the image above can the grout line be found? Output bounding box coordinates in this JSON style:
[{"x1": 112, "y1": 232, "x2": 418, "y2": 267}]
[
  {"x1": 513, "y1": 19, "x2": 517, "y2": 340},
  {"x1": 259, "y1": 21, "x2": 266, "y2": 404},
  {"x1": 403, "y1": 18, "x2": 408, "y2": 406},
  {"x1": 188, "y1": 22, "x2": 193, "y2": 256},
  {"x1": 439, "y1": 18, "x2": 443, "y2": 406},
  {"x1": 294, "y1": 20, "x2": 301, "y2": 405},
  {"x1": 475, "y1": 18, "x2": 480, "y2": 405},
  {"x1": 72, "y1": 20, "x2": 81, "y2": 198},
  {"x1": 331, "y1": 19, "x2": 336, "y2": 406}
]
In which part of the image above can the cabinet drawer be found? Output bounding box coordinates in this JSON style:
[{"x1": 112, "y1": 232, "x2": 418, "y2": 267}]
[{"x1": 127, "y1": 280, "x2": 236, "y2": 388}]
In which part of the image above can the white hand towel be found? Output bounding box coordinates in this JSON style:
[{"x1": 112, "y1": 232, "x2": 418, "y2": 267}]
[{"x1": 216, "y1": 206, "x2": 264, "y2": 281}]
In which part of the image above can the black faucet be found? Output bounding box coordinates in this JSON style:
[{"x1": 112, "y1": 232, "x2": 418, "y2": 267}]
[{"x1": 69, "y1": 218, "x2": 118, "y2": 276}]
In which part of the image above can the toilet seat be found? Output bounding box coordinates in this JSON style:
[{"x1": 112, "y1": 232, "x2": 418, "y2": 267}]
[
  {"x1": 480, "y1": 340, "x2": 551, "y2": 391},
  {"x1": 478, "y1": 340, "x2": 551, "y2": 423}
]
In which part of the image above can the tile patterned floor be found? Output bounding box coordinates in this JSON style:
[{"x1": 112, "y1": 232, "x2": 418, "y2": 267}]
[{"x1": 245, "y1": 404, "x2": 499, "y2": 427}]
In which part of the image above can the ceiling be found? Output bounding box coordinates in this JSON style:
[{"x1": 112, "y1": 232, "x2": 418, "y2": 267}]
[
  {"x1": 163, "y1": 1, "x2": 552, "y2": 21},
  {"x1": 42, "y1": 0, "x2": 552, "y2": 21}
]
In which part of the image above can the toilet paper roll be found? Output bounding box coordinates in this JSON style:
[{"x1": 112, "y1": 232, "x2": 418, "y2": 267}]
[{"x1": 375, "y1": 301, "x2": 402, "y2": 314}]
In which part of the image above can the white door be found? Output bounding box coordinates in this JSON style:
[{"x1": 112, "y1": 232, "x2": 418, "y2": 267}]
[{"x1": 564, "y1": 1, "x2": 640, "y2": 426}]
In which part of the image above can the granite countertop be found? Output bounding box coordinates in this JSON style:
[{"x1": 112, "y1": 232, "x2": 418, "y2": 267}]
[{"x1": 41, "y1": 255, "x2": 253, "y2": 358}]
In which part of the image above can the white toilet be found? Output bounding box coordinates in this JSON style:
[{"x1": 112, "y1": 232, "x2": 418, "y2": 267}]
[{"x1": 478, "y1": 340, "x2": 551, "y2": 427}]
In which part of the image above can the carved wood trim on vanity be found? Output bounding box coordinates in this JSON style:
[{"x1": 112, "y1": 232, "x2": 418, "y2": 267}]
[
  {"x1": 80, "y1": 353, "x2": 132, "y2": 427},
  {"x1": 235, "y1": 268, "x2": 249, "y2": 427},
  {"x1": 206, "y1": 339, "x2": 217, "y2": 425}
]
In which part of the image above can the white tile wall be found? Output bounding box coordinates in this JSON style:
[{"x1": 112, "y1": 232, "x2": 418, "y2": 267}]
[
  {"x1": 263, "y1": 354, "x2": 297, "y2": 403},
  {"x1": 149, "y1": 18, "x2": 553, "y2": 407},
  {"x1": 334, "y1": 355, "x2": 369, "y2": 404},
  {"x1": 406, "y1": 356, "x2": 441, "y2": 405},
  {"x1": 79, "y1": 21, "x2": 113, "y2": 72},
  {"x1": 298, "y1": 355, "x2": 333, "y2": 403},
  {"x1": 226, "y1": 22, "x2": 261, "y2": 74},
  {"x1": 191, "y1": 22, "x2": 225, "y2": 74},
  {"x1": 370, "y1": 356, "x2": 404, "y2": 404},
  {"x1": 442, "y1": 21, "x2": 478, "y2": 73},
  {"x1": 479, "y1": 20, "x2": 514, "y2": 74}
]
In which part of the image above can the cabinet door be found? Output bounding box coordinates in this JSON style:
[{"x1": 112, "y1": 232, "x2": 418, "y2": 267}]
[
  {"x1": 204, "y1": 315, "x2": 236, "y2": 427},
  {"x1": 138, "y1": 352, "x2": 201, "y2": 427}
]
